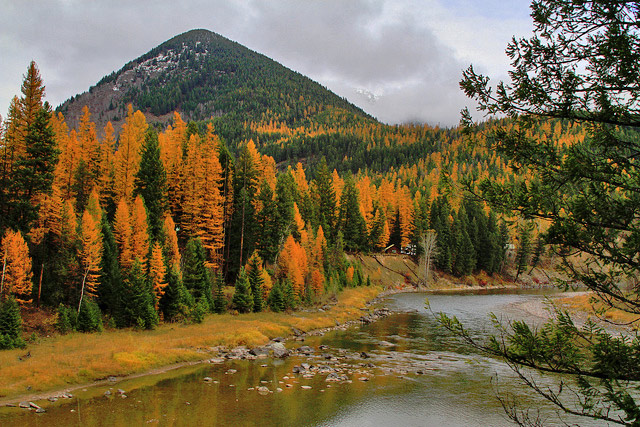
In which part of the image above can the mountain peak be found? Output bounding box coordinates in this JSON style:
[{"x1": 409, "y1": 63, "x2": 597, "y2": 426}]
[{"x1": 57, "y1": 29, "x2": 372, "y2": 133}]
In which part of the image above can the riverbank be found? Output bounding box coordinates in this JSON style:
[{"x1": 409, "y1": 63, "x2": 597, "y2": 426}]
[{"x1": 0, "y1": 286, "x2": 382, "y2": 404}]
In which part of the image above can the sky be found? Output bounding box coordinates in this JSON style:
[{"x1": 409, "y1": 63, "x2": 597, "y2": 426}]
[{"x1": 0, "y1": 0, "x2": 534, "y2": 127}]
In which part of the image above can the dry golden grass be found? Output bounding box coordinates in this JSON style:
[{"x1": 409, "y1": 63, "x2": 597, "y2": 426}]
[
  {"x1": 558, "y1": 292, "x2": 640, "y2": 326},
  {"x1": 0, "y1": 286, "x2": 381, "y2": 401}
]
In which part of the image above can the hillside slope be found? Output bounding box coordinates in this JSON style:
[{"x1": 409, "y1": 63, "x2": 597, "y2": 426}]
[{"x1": 57, "y1": 29, "x2": 373, "y2": 132}]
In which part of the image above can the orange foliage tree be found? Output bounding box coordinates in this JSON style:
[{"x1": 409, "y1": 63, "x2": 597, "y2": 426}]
[
  {"x1": 0, "y1": 229, "x2": 33, "y2": 304},
  {"x1": 79, "y1": 208, "x2": 103, "y2": 311},
  {"x1": 149, "y1": 241, "x2": 167, "y2": 309}
]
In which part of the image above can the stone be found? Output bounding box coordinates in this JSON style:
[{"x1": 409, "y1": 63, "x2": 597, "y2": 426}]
[
  {"x1": 298, "y1": 346, "x2": 314, "y2": 355},
  {"x1": 203, "y1": 377, "x2": 213, "y2": 382},
  {"x1": 291, "y1": 327, "x2": 304, "y2": 336},
  {"x1": 35, "y1": 407, "x2": 46, "y2": 414},
  {"x1": 249, "y1": 347, "x2": 270, "y2": 357},
  {"x1": 271, "y1": 342, "x2": 289, "y2": 358},
  {"x1": 108, "y1": 376, "x2": 117, "y2": 382},
  {"x1": 104, "y1": 390, "x2": 112, "y2": 397},
  {"x1": 360, "y1": 351, "x2": 369, "y2": 359},
  {"x1": 19, "y1": 402, "x2": 30, "y2": 409},
  {"x1": 301, "y1": 385, "x2": 312, "y2": 390},
  {"x1": 225, "y1": 369, "x2": 237, "y2": 375},
  {"x1": 117, "y1": 389, "x2": 126, "y2": 395},
  {"x1": 257, "y1": 386, "x2": 270, "y2": 395},
  {"x1": 29, "y1": 402, "x2": 42, "y2": 410}
]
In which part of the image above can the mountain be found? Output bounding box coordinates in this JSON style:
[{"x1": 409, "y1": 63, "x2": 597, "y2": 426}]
[{"x1": 57, "y1": 29, "x2": 373, "y2": 132}]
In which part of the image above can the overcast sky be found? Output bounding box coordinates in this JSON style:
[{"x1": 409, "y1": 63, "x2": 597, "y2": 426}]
[{"x1": 0, "y1": 0, "x2": 533, "y2": 127}]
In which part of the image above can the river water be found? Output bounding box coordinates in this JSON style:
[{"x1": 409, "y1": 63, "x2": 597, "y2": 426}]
[{"x1": 0, "y1": 289, "x2": 603, "y2": 426}]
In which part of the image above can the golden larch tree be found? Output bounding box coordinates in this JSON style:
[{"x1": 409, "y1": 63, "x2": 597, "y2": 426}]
[
  {"x1": 149, "y1": 241, "x2": 167, "y2": 309},
  {"x1": 79, "y1": 208, "x2": 103, "y2": 309},
  {"x1": 113, "y1": 198, "x2": 133, "y2": 269},
  {"x1": 162, "y1": 214, "x2": 181, "y2": 270},
  {"x1": 113, "y1": 105, "x2": 147, "y2": 203},
  {"x1": 131, "y1": 195, "x2": 150, "y2": 270},
  {"x1": 1, "y1": 229, "x2": 33, "y2": 304}
]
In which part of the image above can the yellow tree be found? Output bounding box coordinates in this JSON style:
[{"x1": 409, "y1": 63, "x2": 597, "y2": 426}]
[
  {"x1": 162, "y1": 214, "x2": 181, "y2": 270},
  {"x1": 277, "y1": 234, "x2": 308, "y2": 297},
  {"x1": 0, "y1": 229, "x2": 33, "y2": 304},
  {"x1": 113, "y1": 105, "x2": 147, "y2": 203},
  {"x1": 113, "y1": 198, "x2": 133, "y2": 269},
  {"x1": 78, "y1": 209, "x2": 102, "y2": 312},
  {"x1": 98, "y1": 121, "x2": 116, "y2": 203},
  {"x1": 149, "y1": 241, "x2": 167, "y2": 309},
  {"x1": 131, "y1": 195, "x2": 150, "y2": 270}
]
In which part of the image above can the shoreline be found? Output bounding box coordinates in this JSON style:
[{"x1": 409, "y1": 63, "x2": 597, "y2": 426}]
[{"x1": 0, "y1": 282, "x2": 527, "y2": 408}]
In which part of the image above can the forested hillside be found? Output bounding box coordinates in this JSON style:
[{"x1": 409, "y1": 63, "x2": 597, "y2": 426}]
[{"x1": 0, "y1": 48, "x2": 585, "y2": 347}]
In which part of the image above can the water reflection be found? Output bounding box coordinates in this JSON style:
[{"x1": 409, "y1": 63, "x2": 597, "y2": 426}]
[{"x1": 0, "y1": 290, "x2": 600, "y2": 426}]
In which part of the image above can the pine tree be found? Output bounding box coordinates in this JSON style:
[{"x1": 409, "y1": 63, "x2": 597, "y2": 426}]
[
  {"x1": 134, "y1": 130, "x2": 167, "y2": 241},
  {"x1": 232, "y1": 267, "x2": 253, "y2": 313},
  {"x1": 0, "y1": 296, "x2": 25, "y2": 349},
  {"x1": 388, "y1": 209, "x2": 403, "y2": 248},
  {"x1": 159, "y1": 265, "x2": 193, "y2": 322},
  {"x1": 267, "y1": 280, "x2": 285, "y2": 312},
  {"x1": 515, "y1": 221, "x2": 533, "y2": 281},
  {"x1": 10, "y1": 103, "x2": 59, "y2": 233},
  {"x1": 117, "y1": 260, "x2": 158, "y2": 329},
  {"x1": 183, "y1": 237, "x2": 212, "y2": 310},
  {"x1": 76, "y1": 298, "x2": 103, "y2": 332},
  {"x1": 97, "y1": 214, "x2": 122, "y2": 316},
  {"x1": 338, "y1": 176, "x2": 367, "y2": 251},
  {"x1": 313, "y1": 158, "x2": 336, "y2": 243},
  {"x1": 246, "y1": 252, "x2": 264, "y2": 312},
  {"x1": 213, "y1": 271, "x2": 226, "y2": 314}
]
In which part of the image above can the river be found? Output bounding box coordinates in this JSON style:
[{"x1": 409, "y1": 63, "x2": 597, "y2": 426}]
[{"x1": 0, "y1": 289, "x2": 603, "y2": 426}]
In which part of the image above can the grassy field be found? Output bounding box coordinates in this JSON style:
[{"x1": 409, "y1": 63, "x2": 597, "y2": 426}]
[
  {"x1": 558, "y1": 292, "x2": 640, "y2": 327},
  {"x1": 0, "y1": 286, "x2": 381, "y2": 401}
]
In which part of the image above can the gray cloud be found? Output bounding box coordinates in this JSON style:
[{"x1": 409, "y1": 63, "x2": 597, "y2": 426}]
[{"x1": 0, "y1": 0, "x2": 532, "y2": 126}]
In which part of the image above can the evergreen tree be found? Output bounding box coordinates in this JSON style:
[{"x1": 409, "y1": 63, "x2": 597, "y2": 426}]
[
  {"x1": 313, "y1": 158, "x2": 336, "y2": 242},
  {"x1": 183, "y1": 237, "x2": 213, "y2": 310},
  {"x1": 232, "y1": 267, "x2": 253, "y2": 313},
  {"x1": 338, "y1": 175, "x2": 367, "y2": 251},
  {"x1": 117, "y1": 261, "x2": 158, "y2": 329},
  {"x1": 56, "y1": 303, "x2": 77, "y2": 334},
  {"x1": 134, "y1": 130, "x2": 167, "y2": 241},
  {"x1": 213, "y1": 271, "x2": 226, "y2": 314},
  {"x1": 267, "y1": 280, "x2": 285, "y2": 312},
  {"x1": 515, "y1": 221, "x2": 533, "y2": 281},
  {"x1": 388, "y1": 209, "x2": 403, "y2": 248},
  {"x1": 273, "y1": 172, "x2": 295, "y2": 255},
  {"x1": 455, "y1": 2, "x2": 640, "y2": 422},
  {"x1": 246, "y1": 252, "x2": 264, "y2": 312},
  {"x1": 10, "y1": 104, "x2": 59, "y2": 233},
  {"x1": 430, "y1": 197, "x2": 452, "y2": 273},
  {"x1": 159, "y1": 265, "x2": 193, "y2": 322},
  {"x1": 0, "y1": 296, "x2": 25, "y2": 349},
  {"x1": 76, "y1": 299, "x2": 103, "y2": 332},
  {"x1": 281, "y1": 278, "x2": 297, "y2": 310},
  {"x1": 255, "y1": 180, "x2": 279, "y2": 263},
  {"x1": 97, "y1": 214, "x2": 122, "y2": 315}
]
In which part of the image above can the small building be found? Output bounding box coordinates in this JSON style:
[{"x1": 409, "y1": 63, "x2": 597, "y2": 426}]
[{"x1": 384, "y1": 244, "x2": 400, "y2": 254}]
